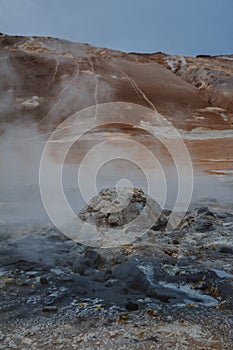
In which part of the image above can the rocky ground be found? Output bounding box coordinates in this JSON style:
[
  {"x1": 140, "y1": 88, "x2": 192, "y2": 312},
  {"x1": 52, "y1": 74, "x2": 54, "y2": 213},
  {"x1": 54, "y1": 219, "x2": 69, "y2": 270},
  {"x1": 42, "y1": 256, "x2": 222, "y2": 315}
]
[{"x1": 0, "y1": 193, "x2": 233, "y2": 349}]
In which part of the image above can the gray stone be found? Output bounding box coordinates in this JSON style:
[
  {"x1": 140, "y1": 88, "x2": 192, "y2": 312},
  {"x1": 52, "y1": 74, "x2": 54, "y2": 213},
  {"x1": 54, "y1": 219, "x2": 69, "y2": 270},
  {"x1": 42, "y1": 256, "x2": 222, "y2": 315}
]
[
  {"x1": 72, "y1": 275, "x2": 91, "y2": 295},
  {"x1": 111, "y1": 261, "x2": 149, "y2": 292},
  {"x1": 89, "y1": 270, "x2": 108, "y2": 282}
]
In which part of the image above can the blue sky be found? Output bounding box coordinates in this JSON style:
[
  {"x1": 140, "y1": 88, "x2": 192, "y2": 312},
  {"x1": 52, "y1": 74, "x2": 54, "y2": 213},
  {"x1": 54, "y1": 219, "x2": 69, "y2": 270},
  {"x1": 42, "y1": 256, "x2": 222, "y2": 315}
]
[{"x1": 0, "y1": 0, "x2": 232, "y2": 55}]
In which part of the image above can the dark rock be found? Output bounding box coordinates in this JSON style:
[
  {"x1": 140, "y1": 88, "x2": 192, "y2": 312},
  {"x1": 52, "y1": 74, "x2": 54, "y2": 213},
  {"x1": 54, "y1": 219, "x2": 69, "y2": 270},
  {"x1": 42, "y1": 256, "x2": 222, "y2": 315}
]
[
  {"x1": 84, "y1": 249, "x2": 104, "y2": 267},
  {"x1": 72, "y1": 258, "x2": 89, "y2": 275},
  {"x1": 72, "y1": 275, "x2": 91, "y2": 295},
  {"x1": 0, "y1": 248, "x2": 20, "y2": 265},
  {"x1": 39, "y1": 277, "x2": 48, "y2": 285},
  {"x1": 171, "y1": 269, "x2": 215, "y2": 285},
  {"x1": 15, "y1": 260, "x2": 41, "y2": 271},
  {"x1": 197, "y1": 206, "x2": 215, "y2": 217},
  {"x1": 215, "y1": 212, "x2": 228, "y2": 219},
  {"x1": 125, "y1": 301, "x2": 139, "y2": 311},
  {"x1": 83, "y1": 268, "x2": 95, "y2": 276},
  {"x1": 151, "y1": 215, "x2": 168, "y2": 231},
  {"x1": 44, "y1": 289, "x2": 69, "y2": 306},
  {"x1": 17, "y1": 280, "x2": 29, "y2": 287},
  {"x1": 104, "y1": 279, "x2": 119, "y2": 288},
  {"x1": 90, "y1": 270, "x2": 108, "y2": 283},
  {"x1": 111, "y1": 261, "x2": 149, "y2": 292},
  {"x1": 146, "y1": 285, "x2": 181, "y2": 303},
  {"x1": 41, "y1": 306, "x2": 58, "y2": 313},
  {"x1": 218, "y1": 246, "x2": 233, "y2": 254},
  {"x1": 218, "y1": 298, "x2": 233, "y2": 310},
  {"x1": 73, "y1": 249, "x2": 105, "y2": 275},
  {"x1": 215, "y1": 281, "x2": 233, "y2": 299},
  {"x1": 178, "y1": 206, "x2": 217, "y2": 232},
  {"x1": 195, "y1": 218, "x2": 213, "y2": 232}
]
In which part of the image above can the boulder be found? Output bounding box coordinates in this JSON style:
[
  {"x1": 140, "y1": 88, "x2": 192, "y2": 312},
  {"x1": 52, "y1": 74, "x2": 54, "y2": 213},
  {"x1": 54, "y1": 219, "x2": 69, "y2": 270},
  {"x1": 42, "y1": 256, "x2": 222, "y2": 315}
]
[{"x1": 79, "y1": 187, "x2": 166, "y2": 231}]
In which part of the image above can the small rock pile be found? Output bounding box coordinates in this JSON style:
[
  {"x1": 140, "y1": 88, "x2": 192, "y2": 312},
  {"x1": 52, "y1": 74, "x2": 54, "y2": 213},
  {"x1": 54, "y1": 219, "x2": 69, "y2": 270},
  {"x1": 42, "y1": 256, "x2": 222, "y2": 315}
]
[{"x1": 79, "y1": 187, "x2": 167, "y2": 231}]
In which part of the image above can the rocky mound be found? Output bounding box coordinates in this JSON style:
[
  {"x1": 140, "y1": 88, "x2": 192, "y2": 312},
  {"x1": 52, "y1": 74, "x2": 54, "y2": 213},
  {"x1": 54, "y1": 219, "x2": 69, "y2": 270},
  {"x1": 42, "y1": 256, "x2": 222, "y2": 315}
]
[{"x1": 79, "y1": 187, "x2": 167, "y2": 232}]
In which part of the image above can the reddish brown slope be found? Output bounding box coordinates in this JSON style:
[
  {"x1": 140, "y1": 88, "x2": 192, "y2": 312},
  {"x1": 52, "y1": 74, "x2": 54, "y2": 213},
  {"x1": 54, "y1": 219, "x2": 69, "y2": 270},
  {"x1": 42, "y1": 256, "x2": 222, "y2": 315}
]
[{"x1": 1, "y1": 33, "x2": 232, "y2": 132}]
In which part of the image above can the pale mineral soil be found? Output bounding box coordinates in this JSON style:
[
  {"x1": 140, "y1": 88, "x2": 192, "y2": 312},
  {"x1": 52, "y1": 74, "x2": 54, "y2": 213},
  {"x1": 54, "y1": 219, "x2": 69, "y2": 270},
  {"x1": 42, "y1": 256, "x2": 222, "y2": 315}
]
[{"x1": 0, "y1": 306, "x2": 232, "y2": 350}]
